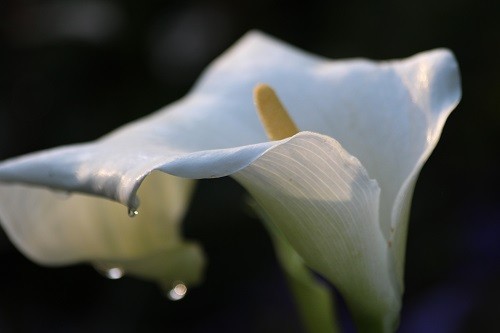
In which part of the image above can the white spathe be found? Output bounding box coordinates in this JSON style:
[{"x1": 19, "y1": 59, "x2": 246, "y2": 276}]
[
  {"x1": 0, "y1": 171, "x2": 205, "y2": 288},
  {"x1": 0, "y1": 31, "x2": 461, "y2": 332}
]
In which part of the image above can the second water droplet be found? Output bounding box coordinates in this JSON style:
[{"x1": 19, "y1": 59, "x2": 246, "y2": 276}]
[
  {"x1": 95, "y1": 265, "x2": 125, "y2": 280},
  {"x1": 166, "y1": 281, "x2": 188, "y2": 301}
]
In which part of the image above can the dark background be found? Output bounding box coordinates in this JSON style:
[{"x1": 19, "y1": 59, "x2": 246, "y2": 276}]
[{"x1": 0, "y1": 0, "x2": 499, "y2": 332}]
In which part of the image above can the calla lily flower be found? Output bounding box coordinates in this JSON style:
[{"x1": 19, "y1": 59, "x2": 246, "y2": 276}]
[{"x1": 0, "y1": 31, "x2": 460, "y2": 331}]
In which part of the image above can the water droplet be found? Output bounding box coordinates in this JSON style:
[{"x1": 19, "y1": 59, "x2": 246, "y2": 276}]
[
  {"x1": 166, "y1": 281, "x2": 187, "y2": 301},
  {"x1": 94, "y1": 265, "x2": 125, "y2": 280},
  {"x1": 128, "y1": 208, "x2": 139, "y2": 218},
  {"x1": 106, "y1": 267, "x2": 124, "y2": 279}
]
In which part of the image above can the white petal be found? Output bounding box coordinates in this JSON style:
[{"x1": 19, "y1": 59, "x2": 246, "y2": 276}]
[
  {"x1": 388, "y1": 51, "x2": 461, "y2": 281},
  {"x1": 0, "y1": 141, "x2": 275, "y2": 209},
  {"x1": 0, "y1": 172, "x2": 204, "y2": 285},
  {"x1": 0, "y1": 32, "x2": 460, "y2": 221},
  {"x1": 235, "y1": 132, "x2": 400, "y2": 332}
]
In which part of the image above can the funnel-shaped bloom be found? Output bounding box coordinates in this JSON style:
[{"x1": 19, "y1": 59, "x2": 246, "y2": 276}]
[{"x1": 0, "y1": 31, "x2": 460, "y2": 331}]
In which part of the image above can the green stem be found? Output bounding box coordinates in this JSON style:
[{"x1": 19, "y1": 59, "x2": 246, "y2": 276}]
[
  {"x1": 270, "y1": 225, "x2": 340, "y2": 333},
  {"x1": 250, "y1": 199, "x2": 341, "y2": 333}
]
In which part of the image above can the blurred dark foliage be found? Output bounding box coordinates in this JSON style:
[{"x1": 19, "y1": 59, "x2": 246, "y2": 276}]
[{"x1": 0, "y1": 0, "x2": 499, "y2": 332}]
